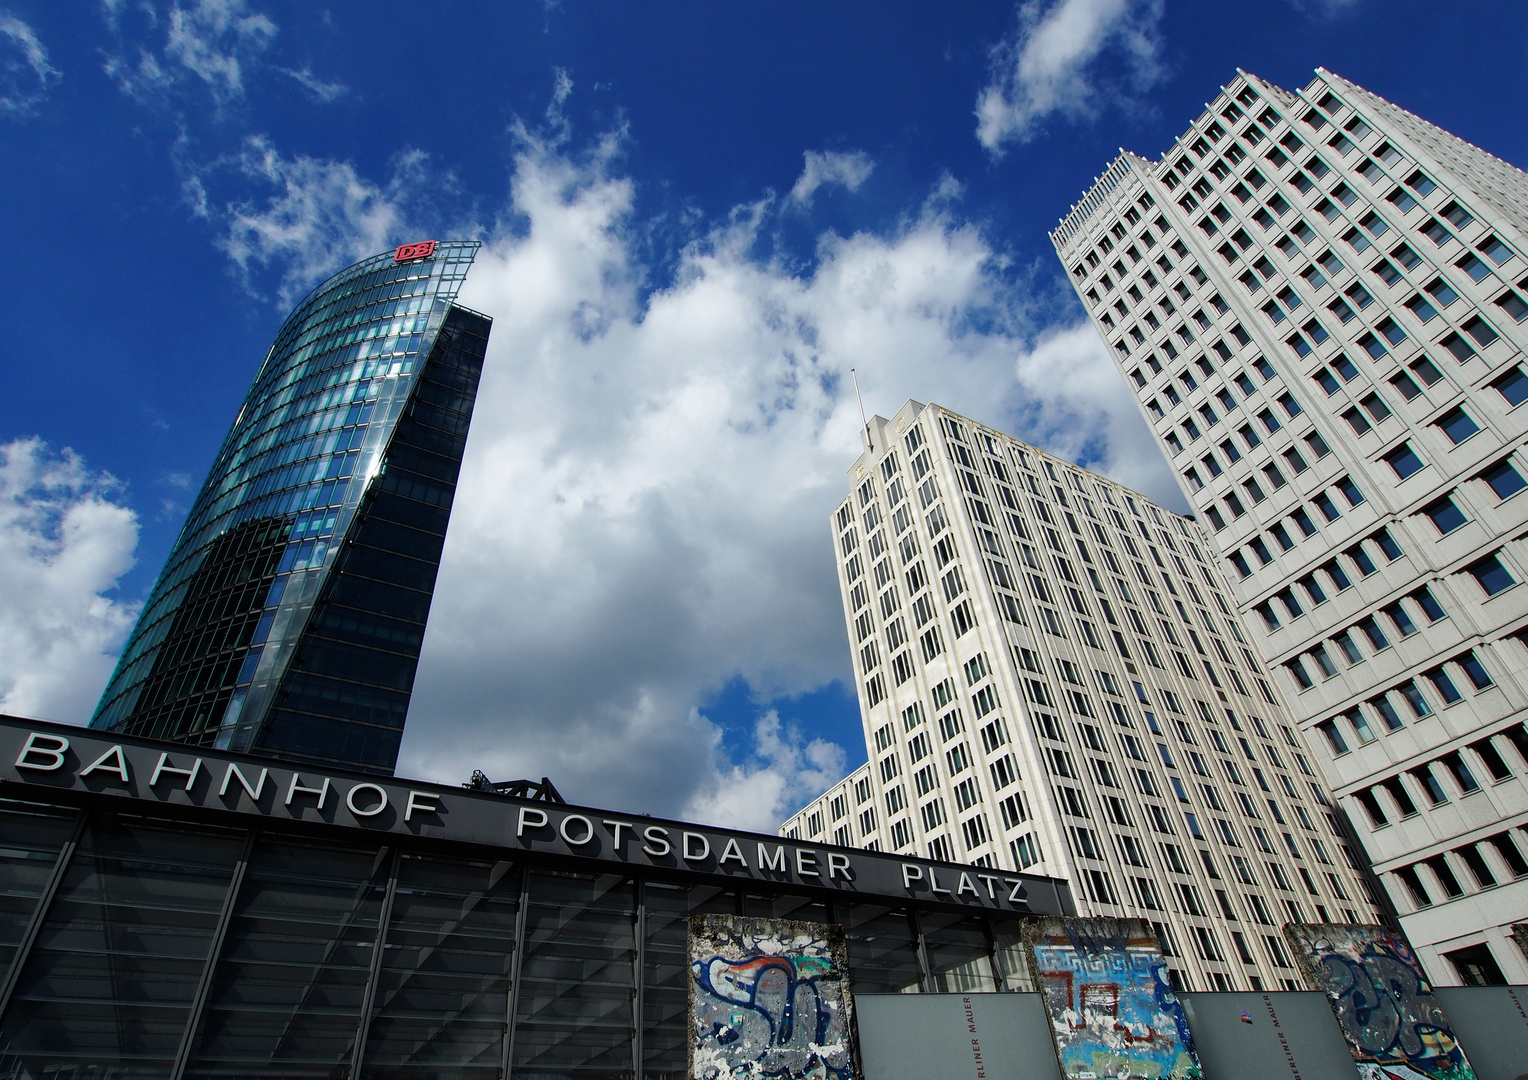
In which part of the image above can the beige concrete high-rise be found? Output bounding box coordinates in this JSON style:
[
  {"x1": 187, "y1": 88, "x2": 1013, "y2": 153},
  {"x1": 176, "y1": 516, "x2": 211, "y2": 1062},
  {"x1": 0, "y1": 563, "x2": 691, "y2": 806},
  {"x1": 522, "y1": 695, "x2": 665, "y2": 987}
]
[
  {"x1": 1051, "y1": 68, "x2": 1528, "y2": 985},
  {"x1": 782, "y1": 399, "x2": 1380, "y2": 993}
]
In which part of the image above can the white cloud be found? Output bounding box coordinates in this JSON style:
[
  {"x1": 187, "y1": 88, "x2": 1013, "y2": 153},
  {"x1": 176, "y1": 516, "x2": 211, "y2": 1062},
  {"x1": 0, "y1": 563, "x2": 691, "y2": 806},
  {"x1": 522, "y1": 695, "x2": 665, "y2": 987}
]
[
  {"x1": 1011, "y1": 321, "x2": 1184, "y2": 507},
  {"x1": 276, "y1": 65, "x2": 346, "y2": 103},
  {"x1": 0, "y1": 12, "x2": 61, "y2": 116},
  {"x1": 165, "y1": 0, "x2": 275, "y2": 99},
  {"x1": 191, "y1": 134, "x2": 463, "y2": 306},
  {"x1": 685, "y1": 711, "x2": 848, "y2": 834},
  {"x1": 976, "y1": 0, "x2": 1164, "y2": 153},
  {"x1": 103, "y1": 0, "x2": 333, "y2": 106},
  {"x1": 170, "y1": 101, "x2": 1177, "y2": 831},
  {"x1": 0, "y1": 440, "x2": 140, "y2": 724},
  {"x1": 373, "y1": 121, "x2": 1177, "y2": 830},
  {"x1": 789, "y1": 150, "x2": 875, "y2": 206}
]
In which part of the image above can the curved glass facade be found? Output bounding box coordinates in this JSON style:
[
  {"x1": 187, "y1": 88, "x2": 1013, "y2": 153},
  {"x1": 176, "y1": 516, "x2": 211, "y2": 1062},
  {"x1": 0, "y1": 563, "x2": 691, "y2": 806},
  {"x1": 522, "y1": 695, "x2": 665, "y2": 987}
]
[{"x1": 90, "y1": 241, "x2": 491, "y2": 773}]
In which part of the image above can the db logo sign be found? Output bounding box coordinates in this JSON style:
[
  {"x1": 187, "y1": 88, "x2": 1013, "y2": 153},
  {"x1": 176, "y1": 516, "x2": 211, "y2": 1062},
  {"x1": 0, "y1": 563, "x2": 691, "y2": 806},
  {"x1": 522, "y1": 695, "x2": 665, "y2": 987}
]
[{"x1": 394, "y1": 240, "x2": 437, "y2": 262}]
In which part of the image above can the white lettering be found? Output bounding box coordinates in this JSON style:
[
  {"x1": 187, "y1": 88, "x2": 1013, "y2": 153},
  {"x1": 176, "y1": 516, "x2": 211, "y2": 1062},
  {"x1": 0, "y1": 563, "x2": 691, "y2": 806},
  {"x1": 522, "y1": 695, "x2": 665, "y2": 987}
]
[
  {"x1": 796, "y1": 849, "x2": 820, "y2": 877},
  {"x1": 220, "y1": 763, "x2": 268, "y2": 801},
  {"x1": 642, "y1": 826, "x2": 671, "y2": 857},
  {"x1": 929, "y1": 870, "x2": 952, "y2": 895},
  {"x1": 977, "y1": 874, "x2": 1001, "y2": 899},
  {"x1": 1006, "y1": 879, "x2": 1026, "y2": 903},
  {"x1": 80, "y1": 745, "x2": 130, "y2": 782},
  {"x1": 758, "y1": 843, "x2": 787, "y2": 871},
  {"x1": 285, "y1": 773, "x2": 331, "y2": 808},
  {"x1": 683, "y1": 832, "x2": 710, "y2": 861},
  {"x1": 957, "y1": 872, "x2": 979, "y2": 898},
  {"x1": 719, "y1": 838, "x2": 747, "y2": 868},
  {"x1": 405, "y1": 790, "x2": 440, "y2": 822},
  {"x1": 560, "y1": 814, "x2": 596, "y2": 845},
  {"x1": 603, "y1": 820, "x2": 633, "y2": 847},
  {"x1": 346, "y1": 783, "x2": 388, "y2": 818},
  {"x1": 15, "y1": 732, "x2": 68, "y2": 771},
  {"x1": 827, "y1": 852, "x2": 852, "y2": 880},
  {"x1": 518, "y1": 807, "x2": 549, "y2": 836},
  {"x1": 901, "y1": 864, "x2": 924, "y2": 890},
  {"x1": 150, "y1": 752, "x2": 202, "y2": 791}
]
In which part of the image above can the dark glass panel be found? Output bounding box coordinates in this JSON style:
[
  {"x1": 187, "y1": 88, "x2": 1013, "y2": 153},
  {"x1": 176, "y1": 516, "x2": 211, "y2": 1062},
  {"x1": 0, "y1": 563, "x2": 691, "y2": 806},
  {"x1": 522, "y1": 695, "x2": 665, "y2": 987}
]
[
  {"x1": 511, "y1": 871, "x2": 635, "y2": 1080},
  {"x1": 839, "y1": 903, "x2": 921, "y2": 994},
  {"x1": 741, "y1": 892, "x2": 829, "y2": 923},
  {"x1": 259, "y1": 305, "x2": 488, "y2": 774},
  {"x1": 0, "y1": 798, "x2": 79, "y2": 980},
  {"x1": 119, "y1": 516, "x2": 290, "y2": 745},
  {"x1": 920, "y1": 911, "x2": 998, "y2": 992},
  {"x1": 0, "y1": 812, "x2": 245, "y2": 1079},
  {"x1": 991, "y1": 917, "x2": 1037, "y2": 991},
  {"x1": 183, "y1": 834, "x2": 391, "y2": 1080},
  {"x1": 360, "y1": 854, "x2": 522, "y2": 1080},
  {"x1": 640, "y1": 882, "x2": 733, "y2": 1080}
]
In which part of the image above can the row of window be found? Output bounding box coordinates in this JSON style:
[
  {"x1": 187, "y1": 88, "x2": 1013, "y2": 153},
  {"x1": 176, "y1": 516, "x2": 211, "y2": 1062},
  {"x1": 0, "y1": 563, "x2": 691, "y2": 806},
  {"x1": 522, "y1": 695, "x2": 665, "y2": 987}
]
[
  {"x1": 1208, "y1": 464, "x2": 1364, "y2": 539},
  {"x1": 1305, "y1": 644, "x2": 1495, "y2": 745},
  {"x1": 1390, "y1": 825, "x2": 1528, "y2": 912},
  {"x1": 1347, "y1": 720, "x2": 1525, "y2": 833},
  {"x1": 1269, "y1": 157, "x2": 1517, "y2": 368}
]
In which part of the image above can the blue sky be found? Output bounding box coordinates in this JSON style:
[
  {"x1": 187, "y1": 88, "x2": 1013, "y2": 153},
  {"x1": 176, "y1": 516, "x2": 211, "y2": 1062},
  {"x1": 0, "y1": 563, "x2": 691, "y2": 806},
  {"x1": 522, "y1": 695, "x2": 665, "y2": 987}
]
[{"x1": 2, "y1": 0, "x2": 1525, "y2": 828}]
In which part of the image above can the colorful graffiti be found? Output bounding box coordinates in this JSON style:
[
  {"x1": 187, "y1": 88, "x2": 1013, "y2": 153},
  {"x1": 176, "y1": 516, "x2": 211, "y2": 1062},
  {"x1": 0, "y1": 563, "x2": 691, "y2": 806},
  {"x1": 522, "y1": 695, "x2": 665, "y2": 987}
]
[
  {"x1": 1025, "y1": 916, "x2": 1201, "y2": 1080},
  {"x1": 1285, "y1": 923, "x2": 1476, "y2": 1080},
  {"x1": 688, "y1": 914, "x2": 855, "y2": 1080}
]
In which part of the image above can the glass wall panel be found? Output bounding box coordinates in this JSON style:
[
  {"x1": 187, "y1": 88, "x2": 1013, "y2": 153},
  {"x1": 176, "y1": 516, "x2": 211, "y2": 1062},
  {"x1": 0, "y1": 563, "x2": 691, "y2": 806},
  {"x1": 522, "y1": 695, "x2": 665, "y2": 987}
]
[
  {"x1": 0, "y1": 798, "x2": 79, "y2": 984},
  {"x1": 741, "y1": 892, "x2": 830, "y2": 924},
  {"x1": 991, "y1": 920, "x2": 1036, "y2": 992},
  {"x1": 641, "y1": 883, "x2": 732, "y2": 1080},
  {"x1": 183, "y1": 834, "x2": 391, "y2": 1079},
  {"x1": 90, "y1": 244, "x2": 488, "y2": 778},
  {"x1": 511, "y1": 871, "x2": 635, "y2": 1080},
  {"x1": 360, "y1": 853, "x2": 521, "y2": 1079},
  {"x1": 0, "y1": 811, "x2": 246, "y2": 1079},
  {"x1": 920, "y1": 912, "x2": 998, "y2": 993},
  {"x1": 839, "y1": 903, "x2": 922, "y2": 994}
]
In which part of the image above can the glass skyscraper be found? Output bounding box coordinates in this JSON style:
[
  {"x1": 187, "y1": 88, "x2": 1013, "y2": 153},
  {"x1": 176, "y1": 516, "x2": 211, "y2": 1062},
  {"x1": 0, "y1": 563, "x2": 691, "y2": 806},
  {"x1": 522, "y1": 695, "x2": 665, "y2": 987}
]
[{"x1": 90, "y1": 240, "x2": 491, "y2": 775}]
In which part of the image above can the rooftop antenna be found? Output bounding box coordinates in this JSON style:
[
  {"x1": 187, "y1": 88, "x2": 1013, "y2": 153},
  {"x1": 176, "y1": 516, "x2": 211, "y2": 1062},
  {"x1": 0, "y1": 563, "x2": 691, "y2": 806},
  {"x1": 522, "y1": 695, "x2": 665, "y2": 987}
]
[{"x1": 850, "y1": 368, "x2": 872, "y2": 453}]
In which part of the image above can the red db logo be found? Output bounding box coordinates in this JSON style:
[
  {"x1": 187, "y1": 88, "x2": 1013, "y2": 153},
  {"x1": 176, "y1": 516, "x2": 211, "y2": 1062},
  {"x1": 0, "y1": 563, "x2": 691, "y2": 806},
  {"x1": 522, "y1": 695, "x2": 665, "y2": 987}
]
[{"x1": 394, "y1": 240, "x2": 437, "y2": 262}]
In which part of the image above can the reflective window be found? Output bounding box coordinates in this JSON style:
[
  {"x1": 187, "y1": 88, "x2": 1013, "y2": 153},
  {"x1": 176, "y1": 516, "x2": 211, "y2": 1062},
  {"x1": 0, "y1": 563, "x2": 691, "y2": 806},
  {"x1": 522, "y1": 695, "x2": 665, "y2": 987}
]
[
  {"x1": 4, "y1": 812, "x2": 245, "y2": 1080},
  {"x1": 0, "y1": 798, "x2": 79, "y2": 976},
  {"x1": 185, "y1": 834, "x2": 392, "y2": 1078},
  {"x1": 840, "y1": 903, "x2": 922, "y2": 994},
  {"x1": 512, "y1": 871, "x2": 636, "y2": 1080},
  {"x1": 362, "y1": 853, "x2": 524, "y2": 1078}
]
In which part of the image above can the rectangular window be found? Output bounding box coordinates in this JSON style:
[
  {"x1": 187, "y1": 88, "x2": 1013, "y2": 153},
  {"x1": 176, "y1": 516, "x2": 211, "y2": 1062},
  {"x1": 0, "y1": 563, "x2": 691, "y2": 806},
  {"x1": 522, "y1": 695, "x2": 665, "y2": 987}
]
[
  {"x1": 1385, "y1": 443, "x2": 1424, "y2": 480},
  {"x1": 1466, "y1": 554, "x2": 1516, "y2": 597},
  {"x1": 1498, "y1": 291, "x2": 1528, "y2": 323},
  {"x1": 1423, "y1": 497, "x2": 1468, "y2": 535},
  {"x1": 1463, "y1": 316, "x2": 1499, "y2": 347},
  {"x1": 1482, "y1": 460, "x2": 1527, "y2": 500},
  {"x1": 1482, "y1": 367, "x2": 1528, "y2": 413},
  {"x1": 1436, "y1": 407, "x2": 1480, "y2": 445}
]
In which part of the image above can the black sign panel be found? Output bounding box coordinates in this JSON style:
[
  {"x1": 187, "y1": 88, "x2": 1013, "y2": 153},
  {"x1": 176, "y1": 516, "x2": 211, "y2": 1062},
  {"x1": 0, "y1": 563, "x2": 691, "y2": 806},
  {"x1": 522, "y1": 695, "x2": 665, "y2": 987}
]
[{"x1": 0, "y1": 716, "x2": 1073, "y2": 916}]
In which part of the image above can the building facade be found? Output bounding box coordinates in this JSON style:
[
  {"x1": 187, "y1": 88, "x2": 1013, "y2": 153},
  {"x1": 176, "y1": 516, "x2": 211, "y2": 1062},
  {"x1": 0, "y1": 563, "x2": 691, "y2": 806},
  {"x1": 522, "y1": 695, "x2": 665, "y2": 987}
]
[
  {"x1": 0, "y1": 714, "x2": 1073, "y2": 1080},
  {"x1": 1050, "y1": 69, "x2": 1528, "y2": 983},
  {"x1": 782, "y1": 400, "x2": 1381, "y2": 993},
  {"x1": 90, "y1": 241, "x2": 491, "y2": 776}
]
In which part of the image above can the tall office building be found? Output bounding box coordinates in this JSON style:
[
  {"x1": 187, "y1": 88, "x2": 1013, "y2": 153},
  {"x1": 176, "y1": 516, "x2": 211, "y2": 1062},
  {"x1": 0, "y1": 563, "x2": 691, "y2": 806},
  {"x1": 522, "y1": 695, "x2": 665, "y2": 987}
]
[
  {"x1": 91, "y1": 241, "x2": 492, "y2": 775},
  {"x1": 783, "y1": 399, "x2": 1380, "y2": 993},
  {"x1": 1051, "y1": 69, "x2": 1528, "y2": 983}
]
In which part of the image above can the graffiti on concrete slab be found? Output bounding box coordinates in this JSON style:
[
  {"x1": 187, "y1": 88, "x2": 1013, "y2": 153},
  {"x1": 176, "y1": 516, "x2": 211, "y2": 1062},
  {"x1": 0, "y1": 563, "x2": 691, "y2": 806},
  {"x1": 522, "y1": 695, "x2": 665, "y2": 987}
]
[
  {"x1": 1285, "y1": 923, "x2": 1476, "y2": 1080},
  {"x1": 1025, "y1": 916, "x2": 1202, "y2": 1080},
  {"x1": 688, "y1": 914, "x2": 855, "y2": 1080}
]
